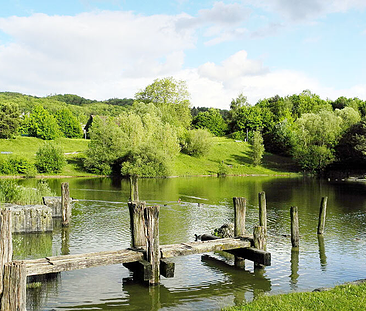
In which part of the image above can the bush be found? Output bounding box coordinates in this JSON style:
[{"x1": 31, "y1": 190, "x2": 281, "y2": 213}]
[
  {"x1": 252, "y1": 130, "x2": 265, "y2": 166},
  {"x1": 35, "y1": 142, "x2": 66, "y2": 173},
  {"x1": 0, "y1": 180, "x2": 54, "y2": 205},
  {"x1": 0, "y1": 156, "x2": 35, "y2": 175},
  {"x1": 181, "y1": 129, "x2": 212, "y2": 157}
]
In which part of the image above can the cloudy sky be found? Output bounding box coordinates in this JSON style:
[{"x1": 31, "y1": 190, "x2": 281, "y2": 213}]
[{"x1": 0, "y1": 0, "x2": 365, "y2": 109}]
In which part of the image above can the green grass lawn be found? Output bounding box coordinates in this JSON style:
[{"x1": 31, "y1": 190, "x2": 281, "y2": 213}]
[
  {"x1": 174, "y1": 137, "x2": 298, "y2": 176},
  {"x1": 0, "y1": 136, "x2": 299, "y2": 177},
  {"x1": 224, "y1": 281, "x2": 366, "y2": 311}
]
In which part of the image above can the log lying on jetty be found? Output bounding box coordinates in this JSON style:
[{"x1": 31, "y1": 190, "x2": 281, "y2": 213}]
[{"x1": 160, "y1": 238, "x2": 251, "y2": 258}]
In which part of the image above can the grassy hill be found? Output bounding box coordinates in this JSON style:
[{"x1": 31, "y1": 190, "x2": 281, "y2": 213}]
[{"x1": 0, "y1": 136, "x2": 298, "y2": 177}]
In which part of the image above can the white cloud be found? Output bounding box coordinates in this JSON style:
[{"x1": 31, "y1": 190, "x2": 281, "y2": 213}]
[{"x1": 0, "y1": 11, "x2": 195, "y2": 99}]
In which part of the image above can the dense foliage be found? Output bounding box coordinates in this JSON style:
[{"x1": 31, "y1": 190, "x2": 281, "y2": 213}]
[
  {"x1": 35, "y1": 142, "x2": 66, "y2": 173},
  {"x1": 0, "y1": 102, "x2": 20, "y2": 138}
]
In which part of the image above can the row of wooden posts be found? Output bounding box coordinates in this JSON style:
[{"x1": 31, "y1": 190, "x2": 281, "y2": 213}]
[{"x1": 290, "y1": 196, "x2": 328, "y2": 248}]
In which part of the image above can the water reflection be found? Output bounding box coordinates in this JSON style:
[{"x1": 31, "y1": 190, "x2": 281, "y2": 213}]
[
  {"x1": 317, "y1": 235, "x2": 327, "y2": 271},
  {"x1": 290, "y1": 247, "x2": 299, "y2": 290}
]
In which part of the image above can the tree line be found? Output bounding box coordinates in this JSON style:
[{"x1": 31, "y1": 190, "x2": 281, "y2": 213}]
[{"x1": 1, "y1": 80, "x2": 366, "y2": 177}]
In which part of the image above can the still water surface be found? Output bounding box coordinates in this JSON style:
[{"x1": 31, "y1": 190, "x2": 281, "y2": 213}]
[{"x1": 14, "y1": 176, "x2": 366, "y2": 310}]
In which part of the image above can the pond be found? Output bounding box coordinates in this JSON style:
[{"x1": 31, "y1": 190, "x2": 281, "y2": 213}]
[{"x1": 14, "y1": 176, "x2": 366, "y2": 310}]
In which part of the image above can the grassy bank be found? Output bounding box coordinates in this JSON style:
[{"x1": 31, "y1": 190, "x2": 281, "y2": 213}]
[
  {"x1": 0, "y1": 136, "x2": 299, "y2": 177},
  {"x1": 224, "y1": 281, "x2": 366, "y2": 311}
]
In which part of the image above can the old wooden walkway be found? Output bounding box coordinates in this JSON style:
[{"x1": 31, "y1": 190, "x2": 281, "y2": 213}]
[{"x1": 0, "y1": 183, "x2": 271, "y2": 311}]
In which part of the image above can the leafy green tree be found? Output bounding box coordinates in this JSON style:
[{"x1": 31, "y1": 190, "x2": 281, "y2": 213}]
[
  {"x1": 181, "y1": 129, "x2": 212, "y2": 157},
  {"x1": 252, "y1": 130, "x2": 265, "y2": 166},
  {"x1": 290, "y1": 90, "x2": 332, "y2": 118},
  {"x1": 135, "y1": 77, "x2": 192, "y2": 129},
  {"x1": 192, "y1": 108, "x2": 227, "y2": 136},
  {"x1": 54, "y1": 108, "x2": 83, "y2": 138},
  {"x1": 0, "y1": 102, "x2": 20, "y2": 138},
  {"x1": 334, "y1": 107, "x2": 361, "y2": 132},
  {"x1": 336, "y1": 120, "x2": 366, "y2": 165},
  {"x1": 85, "y1": 111, "x2": 180, "y2": 177},
  {"x1": 23, "y1": 105, "x2": 61, "y2": 140},
  {"x1": 35, "y1": 142, "x2": 66, "y2": 173}
]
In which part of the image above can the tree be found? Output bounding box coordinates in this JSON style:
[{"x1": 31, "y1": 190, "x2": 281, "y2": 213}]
[
  {"x1": 252, "y1": 130, "x2": 265, "y2": 166},
  {"x1": 0, "y1": 102, "x2": 20, "y2": 138},
  {"x1": 192, "y1": 108, "x2": 227, "y2": 136},
  {"x1": 135, "y1": 77, "x2": 192, "y2": 129},
  {"x1": 22, "y1": 105, "x2": 61, "y2": 140},
  {"x1": 84, "y1": 111, "x2": 180, "y2": 177},
  {"x1": 54, "y1": 108, "x2": 83, "y2": 138}
]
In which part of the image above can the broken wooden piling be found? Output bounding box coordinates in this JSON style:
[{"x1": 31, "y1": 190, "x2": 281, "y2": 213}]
[
  {"x1": 128, "y1": 201, "x2": 146, "y2": 248},
  {"x1": 258, "y1": 191, "x2": 267, "y2": 236},
  {"x1": 290, "y1": 206, "x2": 299, "y2": 248},
  {"x1": 61, "y1": 182, "x2": 71, "y2": 227},
  {"x1": 233, "y1": 197, "x2": 246, "y2": 237},
  {"x1": 0, "y1": 209, "x2": 12, "y2": 296},
  {"x1": 317, "y1": 197, "x2": 328, "y2": 235}
]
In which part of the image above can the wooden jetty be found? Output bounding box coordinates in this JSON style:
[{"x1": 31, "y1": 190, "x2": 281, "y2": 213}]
[{"x1": 0, "y1": 183, "x2": 271, "y2": 310}]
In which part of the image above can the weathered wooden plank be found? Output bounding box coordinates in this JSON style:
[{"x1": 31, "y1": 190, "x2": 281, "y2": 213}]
[
  {"x1": 24, "y1": 249, "x2": 144, "y2": 276},
  {"x1": 128, "y1": 201, "x2": 146, "y2": 248},
  {"x1": 226, "y1": 247, "x2": 271, "y2": 266},
  {"x1": 233, "y1": 197, "x2": 246, "y2": 236},
  {"x1": 291, "y1": 206, "x2": 299, "y2": 247},
  {"x1": 61, "y1": 182, "x2": 71, "y2": 227},
  {"x1": 160, "y1": 238, "x2": 251, "y2": 259},
  {"x1": 258, "y1": 191, "x2": 267, "y2": 236},
  {"x1": 0, "y1": 208, "x2": 12, "y2": 296}
]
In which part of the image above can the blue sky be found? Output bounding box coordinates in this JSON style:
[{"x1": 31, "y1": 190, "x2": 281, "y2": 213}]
[{"x1": 0, "y1": 0, "x2": 365, "y2": 109}]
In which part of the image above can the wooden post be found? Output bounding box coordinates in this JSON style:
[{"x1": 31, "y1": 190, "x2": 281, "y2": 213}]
[
  {"x1": 233, "y1": 197, "x2": 246, "y2": 237},
  {"x1": 129, "y1": 175, "x2": 139, "y2": 202},
  {"x1": 253, "y1": 225, "x2": 266, "y2": 267},
  {"x1": 258, "y1": 191, "x2": 267, "y2": 236},
  {"x1": 1, "y1": 261, "x2": 26, "y2": 311},
  {"x1": 290, "y1": 206, "x2": 299, "y2": 248},
  {"x1": 61, "y1": 182, "x2": 71, "y2": 227},
  {"x1": 317, "y1": 197, "x2": 328, "y2": 235},
  {"x1": 0, "y1": 208, "x2": 12, "y2": 297},
  {"x1": 128, "y1": 201, "x2": 146, "y2": 248},
  {"x1": 144, "y1": 205, "x2": 160, "y2": 285}
]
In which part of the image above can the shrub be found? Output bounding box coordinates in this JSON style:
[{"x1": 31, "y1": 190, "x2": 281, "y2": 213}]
[
  {"x1": 181, "y1": 129, "x2": 212, "y2": 157},
  {"x1": 35, "y1": 142, "x2": 66, "y2": 173},
  {"x1": 252, "y1": 130, "x2": 265, "y2": 166},
  {"x1": 0, "y1": 156, "x2": 35, "y2": 175}
]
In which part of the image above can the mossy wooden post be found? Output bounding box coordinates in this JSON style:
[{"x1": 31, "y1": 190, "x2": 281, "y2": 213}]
[
  {"x1": 128, "y1": 201, "x2": 146, "y2": 248},
  {"x1": 0, "y1": 208, "x2": 13, "y2": 297},
  {"x1": 317, "y1": 197, "x2": 328, "y2": 235},
  {"x1": 290, "y1": 206, "x2": 299, "y2": 248},
  {"x1": 144, "y1": 205, "x2": 160, "y2": 285},
  {"x1": 1, "y1": 261, "x2": 26, "y2": 311},
  {"x1": 258, "y1": 191, "x2": 267, "y2": 236},
  {"x1": 129, "y1": 175, "x2": 139, "y2": 202},
  {"x1": 61, "y1": 182, "x2": 71, "y2": 227},
  {"x1": 233, "y1": 197, "x2": 246, "y2": 268},
  {"x1": 233, "y1": 197, "x2": 246, "y2": 237}
]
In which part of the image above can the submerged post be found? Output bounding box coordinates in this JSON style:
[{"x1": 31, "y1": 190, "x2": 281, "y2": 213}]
[
  {"x1": 290, "y1": 206, "x2": 299, "y2": 248},
  {"x1": 0, "y1": 208, "x2": 13, "y2": 297},
  {"x1": 61, "y1": 182, "x2": 71, "y2": 227},
  {"x1": 317, "y1": 197, "x2": 328, "y2": 235},
  {"x1": 233, "y1": 197, "x2": 246, "y2": 237},
  {"x1": 129, "y1": 175, "x2": 139, "y2": 202},
  {"x1": 1, "y1": 261, "x2": 26, "y2": 311},
  {"x1": 258, "y1": 191, "x2": 267, "y2": 236},
  {"x1": 144, "y1": 205, "x2": 160, "y2": 285},
  {"x1": 128, "y1": 201, "x2": 146, "y2": 248}
]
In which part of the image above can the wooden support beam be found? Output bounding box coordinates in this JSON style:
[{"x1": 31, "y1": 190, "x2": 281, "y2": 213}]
[
  {"x1": 124, "y1": 260, "x2": 152, "y2": 282},
  {"x1": 233, "y1": 197, "x2": 246, "y2": 237},
  {"x1": 160, "y1": 238, "x2": 251, "y2": 258},
  {"x1": 226, "y1": 247, "x2": 271, "y2": 266},
  {"x1": 128, "y1": 201, "x2": 146, "y2": 248},
  {"x1": 317, "y1": 197, "x2": 328, "y2": 235},
  {"x1": 0, "y1": 208, "x2": 12, "y2": 296},
  {"x1": 290, "y1": 206, "x2": 299, "y2": 248},
  {"x1": 253, "y1": 226, "x2": 266, "y2": 251},
  {"x1": 1, "y1": 261, "x2": 26, "y2": 311},
  {"x1": 129, "y1": 175, "x2": 139, "y2": 202},
  {"x1": 61, "y1": 182, "x2": 71, "y2": 227},
  {"x1": 144, "y1": 205, "x2": 160, "y2": 285},
  {"x1": 160, "y1": 259, "x2": 175, "y2": 278}
]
